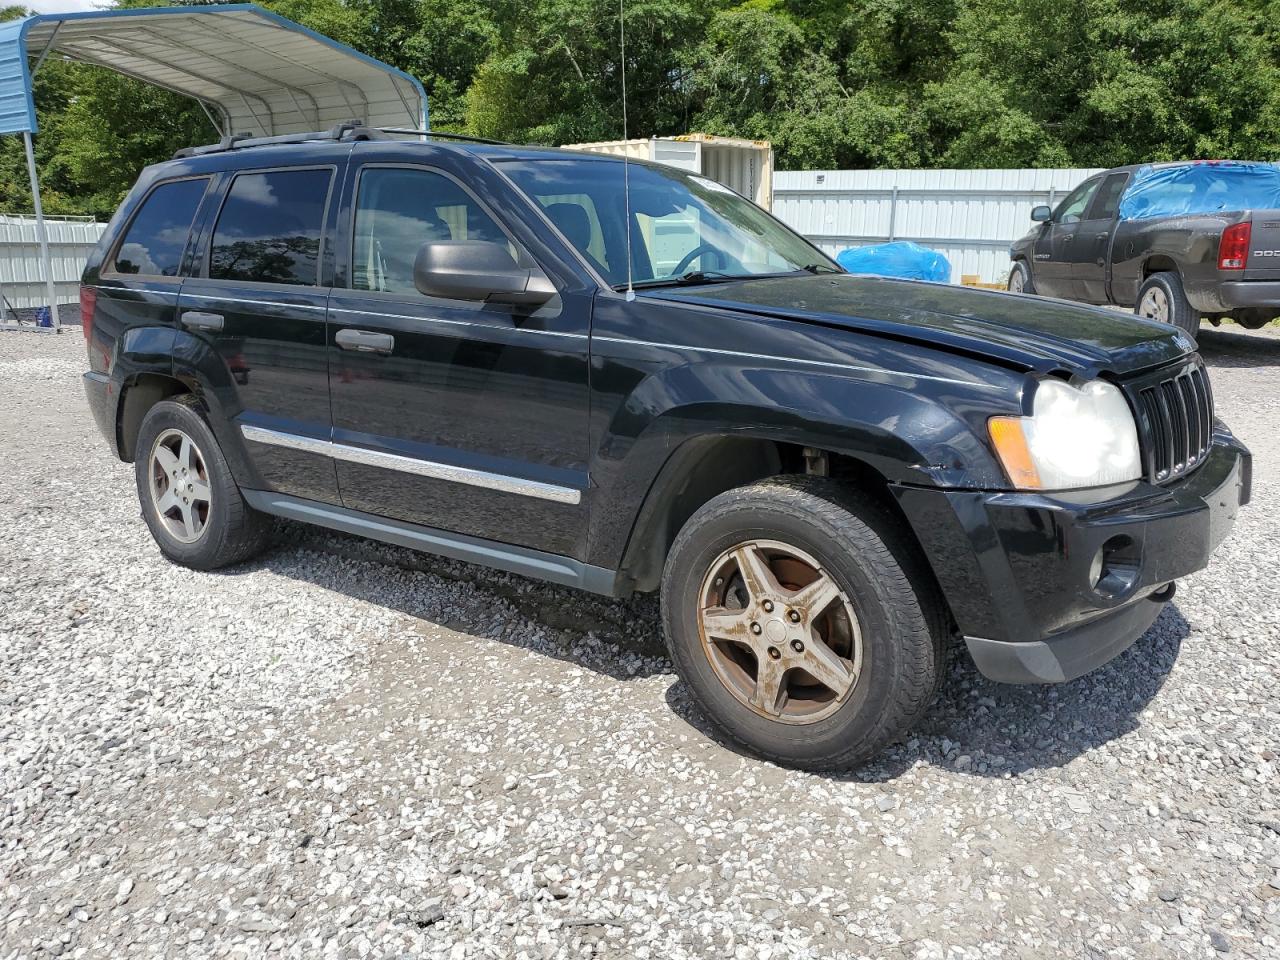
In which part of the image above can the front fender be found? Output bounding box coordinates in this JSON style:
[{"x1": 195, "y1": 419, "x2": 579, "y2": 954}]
[{"x1": 585, "y1": 351, "x2": 1021, "y2": 572}]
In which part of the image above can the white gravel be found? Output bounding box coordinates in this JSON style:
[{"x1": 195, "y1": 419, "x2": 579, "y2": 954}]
[{"x1": 2, "y1": 326, "x2": 1278, "y2": 959}]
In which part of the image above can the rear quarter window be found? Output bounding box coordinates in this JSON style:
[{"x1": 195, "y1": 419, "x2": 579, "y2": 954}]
[
  {"x1": 109, "y1": 178, "x2": 209, "y2": 277},
  {"x1": 208, "y1": 169, "x2": 333, "y2": 286}
]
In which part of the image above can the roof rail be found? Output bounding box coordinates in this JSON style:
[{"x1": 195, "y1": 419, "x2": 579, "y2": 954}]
[
  {"x1": 172, "y1": 120, "x2": 376, "y2": 159},
  {"x1": 377, "y1": 128, "x2": 509, "y2": 145},
  {"x1": 171, "y1": 124, "x2": 510, "y2": 160}
]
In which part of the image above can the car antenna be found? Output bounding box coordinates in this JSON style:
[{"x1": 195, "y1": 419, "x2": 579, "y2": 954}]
[{"x1": 619, "y1": 0, "x2": 635, "y2": 302}]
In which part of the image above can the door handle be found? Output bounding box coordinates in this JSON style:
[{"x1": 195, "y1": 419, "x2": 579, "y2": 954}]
[
  {"x1": 1096, "y1": 233, "x2": 1109, "y2": 241},
  {"x1": 336, "y1": 328, "x2": 395, "y2": 354},
  {"x1": 181, "y1": 311, "x2": 223, "y2": 332}
]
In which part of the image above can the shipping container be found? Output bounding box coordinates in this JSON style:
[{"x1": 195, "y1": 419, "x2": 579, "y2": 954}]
[{"x1": 561, "y1": 134, "x2": 775, "y2": 210}]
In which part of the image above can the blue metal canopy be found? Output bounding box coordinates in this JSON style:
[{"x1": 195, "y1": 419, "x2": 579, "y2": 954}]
[{"x1": 0, "y1": 4, "x2": 428, "y2": 137}]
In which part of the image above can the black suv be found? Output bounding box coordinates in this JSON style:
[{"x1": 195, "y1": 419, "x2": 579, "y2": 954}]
[{"x1": 82, "y1": 126, "x2": 1250, "y2": 770}]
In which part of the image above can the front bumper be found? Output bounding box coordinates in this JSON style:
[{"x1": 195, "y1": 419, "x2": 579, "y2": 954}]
[{"x1": 894, "y1": 428, "x2": 1250, "y2": 684}]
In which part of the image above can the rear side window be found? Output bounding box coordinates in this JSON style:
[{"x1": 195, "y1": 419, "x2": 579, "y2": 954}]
[
  {"x1": 209, "y1": 169, "x2": 332, "y2": 285},
  {"x1": 111, "y1": 178, "x2": 208, "y2": 276},
  {"x1": 1089, "y1": 172, "x2": 1129, "y2": 221}
]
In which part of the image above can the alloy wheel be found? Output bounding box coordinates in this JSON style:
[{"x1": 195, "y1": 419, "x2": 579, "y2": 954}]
[
  {"x1": 1139, "y1": 287, "x2": 1170, "y2": 323},
  {"x1": 148, "y1": 428, "x2": 212, "y2": 543},
  {"x1": 696, "y1": 539, "x2": 862, "y2": 724}
]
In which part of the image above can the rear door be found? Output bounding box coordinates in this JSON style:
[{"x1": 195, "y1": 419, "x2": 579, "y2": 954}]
[
  {"x1": 177, "y1": 165, "x2": 340, "y2": 504},
  {"x1": 1033, "y1": 177, "x2": 1100, "y2": 299},
  {"x1": 325, "y1": 161, "x2": 592, "y2": 557},
  {"x1": 1074, "y1": 171, "x2": 1130, "y2": 302}
]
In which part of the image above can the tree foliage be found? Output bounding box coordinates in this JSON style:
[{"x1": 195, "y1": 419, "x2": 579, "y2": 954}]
[{"x1": 2, "y1": 0, "x2": 1278, "y2": 217}]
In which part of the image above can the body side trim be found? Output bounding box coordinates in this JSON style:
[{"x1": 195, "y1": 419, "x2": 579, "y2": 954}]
[{"x1": 240, "y1": 424, "x2": 583, "y2": 505}]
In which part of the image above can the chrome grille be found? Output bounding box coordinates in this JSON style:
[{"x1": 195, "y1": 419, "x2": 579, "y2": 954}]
[{"x1": 1132, "y1": 361, "x2": 1213, "y2": 483}]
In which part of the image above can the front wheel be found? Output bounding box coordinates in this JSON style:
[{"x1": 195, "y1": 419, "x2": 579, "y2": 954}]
[
  {"x1": 1136, "y1": 272, "x2": 1199, "y2": 339},
  {"x1": 1008, "y1": 260, "x2": 1035, "y2": 295},
  {"x1": 660, "y1": 477, "x2": 946, "y2": 771},
  {"x1": 134, "y1": 396, "x2": 270, "y2": 570}
]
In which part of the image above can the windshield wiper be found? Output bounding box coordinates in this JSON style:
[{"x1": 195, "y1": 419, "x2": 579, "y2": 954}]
[
  {"x1": 800, "y1": 263, "x2": 842, "y2": 275},
  {"x1": 616, "y1": 270, "x2": 747, "y2": 291}
]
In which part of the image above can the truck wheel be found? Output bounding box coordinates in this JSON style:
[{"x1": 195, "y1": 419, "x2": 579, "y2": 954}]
[
  {"x1": 660, "y1": 476, "x2": 946, "y2": 771},
  {"x1": 1136, "y1": 272, "x2": 1199, "y2": 338},
  {"x1": 133, "y1": 396, "x2": 270, "y2": 570},
  {"x1": 1008, "y1": 261, "x2": 1035, "y2": 295}
]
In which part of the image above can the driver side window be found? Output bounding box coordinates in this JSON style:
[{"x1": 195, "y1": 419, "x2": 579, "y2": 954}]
[
  {"x1": 352, "y1": 167, "x2": 516, "y2": 295},
  {"x1": 1054, "y1": 179, "x2": 1101, "y2": 225}
]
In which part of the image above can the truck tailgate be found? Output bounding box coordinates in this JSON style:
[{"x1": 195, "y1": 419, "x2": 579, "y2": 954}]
[{"x1": 1247, "y1": 211, "x2": 1280, "y2": 279}]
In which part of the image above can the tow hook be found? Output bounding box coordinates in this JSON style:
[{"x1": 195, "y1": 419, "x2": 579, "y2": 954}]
[{"x1": 1149, "y1": 582, "x2": 1177, "y2": 603}]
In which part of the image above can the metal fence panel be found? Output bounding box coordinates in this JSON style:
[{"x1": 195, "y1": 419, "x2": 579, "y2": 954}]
[
  {"x1": 0, "y1": 214, "x2": 106, "y2": 310},
  {"x1": 773, "y1": 168, "x2": 1103, "y2": 285}
]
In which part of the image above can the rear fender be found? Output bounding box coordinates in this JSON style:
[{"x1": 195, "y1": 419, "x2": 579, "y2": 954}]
[{"x1": 169, "y1": 329, "x2": 264, "y2": 488}]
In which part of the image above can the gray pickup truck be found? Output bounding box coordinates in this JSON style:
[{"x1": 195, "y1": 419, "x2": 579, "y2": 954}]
[{"x1": 1009, "y1": 161, "x2": 1280, "y2": 337}]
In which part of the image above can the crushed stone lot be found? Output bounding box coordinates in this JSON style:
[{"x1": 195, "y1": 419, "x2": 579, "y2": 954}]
[{"x1": 2, "y1": 327, "x2": 1278, "y2": 960}]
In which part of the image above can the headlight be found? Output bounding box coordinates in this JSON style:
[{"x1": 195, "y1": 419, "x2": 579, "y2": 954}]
[{"x1": 988, "y1": 378, "x2": 1141, "y2": 490}]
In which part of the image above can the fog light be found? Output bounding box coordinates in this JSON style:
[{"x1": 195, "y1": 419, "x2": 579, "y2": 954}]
[{"x1": 1090, "y1": 535, "x2": 1141, "y2": 600}]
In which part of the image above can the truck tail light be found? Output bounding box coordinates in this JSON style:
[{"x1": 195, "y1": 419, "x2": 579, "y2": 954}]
[
  {"x1": 1218, "y1": 222, "x2": 1251, "y2": 270},
  {"x1": 79, "y1": 285, "x2": 97, "y2": 346}
]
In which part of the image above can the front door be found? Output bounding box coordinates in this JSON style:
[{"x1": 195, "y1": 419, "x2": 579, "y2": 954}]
[
  {"x1": 178, "y1": 165, "x2": 340, "y2": 504},
  {"x1": 1073, "y1": 171, "x2": 1129, "y2": 303},
  {"x1": 1033, "y1": 177, "x2": 1101, "y2": 299},
  {"x1": 326, "y1": 163, "x2": 591, "y2": 558}
]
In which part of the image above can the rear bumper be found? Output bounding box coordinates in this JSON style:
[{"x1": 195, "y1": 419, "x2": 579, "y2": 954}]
[
  {"x1": 83, "y1": 370, "x2": 121, "y2": 458},
  {"x1": 1215, "y1": 280, "x2": 1280, "y2": 312},
  {"x1": 895, "y1": 428, "x2": 1250, "y2": 684}
]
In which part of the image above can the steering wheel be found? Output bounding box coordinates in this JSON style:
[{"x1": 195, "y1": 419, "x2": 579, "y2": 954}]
[{"x1": 670, "y1": 243, "x2": 729, "y2": 277}]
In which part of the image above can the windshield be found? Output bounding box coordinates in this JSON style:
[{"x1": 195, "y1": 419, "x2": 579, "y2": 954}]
[{"x1": 498, "y1": 158, "x2": 839, "y2": 288}]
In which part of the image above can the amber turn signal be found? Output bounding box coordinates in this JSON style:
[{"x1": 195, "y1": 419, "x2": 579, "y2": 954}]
[{"x1": 988, "y1": 416, "x2": 1042, "y2": 489}]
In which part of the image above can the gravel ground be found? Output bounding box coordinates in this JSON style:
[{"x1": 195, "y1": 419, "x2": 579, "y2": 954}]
[{"x1": 1, "y1": 325, "x2": 1278, "y2": 960}]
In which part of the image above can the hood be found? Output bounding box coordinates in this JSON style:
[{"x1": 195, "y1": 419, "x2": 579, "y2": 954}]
[{"x1": 641, "y1": 274, "x2": 1193, "y2": 377}]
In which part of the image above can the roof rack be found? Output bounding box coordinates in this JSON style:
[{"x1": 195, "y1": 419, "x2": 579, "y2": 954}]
[
  {"x1": 377, "y1": 128, "x2": 509, "y2": 145},
  {"x1": 173, "y1": 123, "x2": 509, "y2": 160}
]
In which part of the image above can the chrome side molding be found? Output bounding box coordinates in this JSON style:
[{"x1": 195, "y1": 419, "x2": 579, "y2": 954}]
[{"x1": 239, "y1": 424, "x2": 582, "y2": 505}]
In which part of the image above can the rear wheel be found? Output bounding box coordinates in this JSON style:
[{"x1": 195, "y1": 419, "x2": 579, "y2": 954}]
[
  {"x1": 1008, "y1": 260, "x2": 1035, "y2": 295},
  {"x1": 1136, "y1": 272, "x2": 1199, "y2": 338},
  {"x1": 660, "y1": 477, "x2": 945, "y2": 771},
  {"x1": 134, "y1": 396, "x2": 270, "y2": 570}
]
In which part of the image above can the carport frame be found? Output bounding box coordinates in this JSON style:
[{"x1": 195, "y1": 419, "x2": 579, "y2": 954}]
[{"x1": 0, "y1": 4, "x2": 428, "y2": 333}]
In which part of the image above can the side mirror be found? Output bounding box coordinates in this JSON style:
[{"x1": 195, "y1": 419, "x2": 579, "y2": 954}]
[
  {"x1": 413, "y1": 240, "x2": 555, "y2": 306},
  {"x1": 1031, "y1": 205, "x2": 1052, "y2": 222}
]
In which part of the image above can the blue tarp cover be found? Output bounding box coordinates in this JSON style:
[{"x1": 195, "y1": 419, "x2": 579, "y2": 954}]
[
  {"x1": 836, "y1": 241, "x2": 951, "y2": 283},
  {"x1": 1118, "y1": 161, "x2": 1280, "y2": 220}
]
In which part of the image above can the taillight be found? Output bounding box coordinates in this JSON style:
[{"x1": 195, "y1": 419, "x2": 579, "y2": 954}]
[
  {"x1": 1218, "y1": 222, "x2": 1251, "y2": 270},
  {"x1": 79, "y1": 285, "x2": 97, "y2": 344}
]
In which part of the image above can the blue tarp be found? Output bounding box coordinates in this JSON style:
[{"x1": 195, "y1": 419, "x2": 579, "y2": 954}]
[
  {"x1": 1118, "y1": 161, "x2": 1280, "y2": 220},
  {"x1": 836, "y1": 241, "x2": 951, "y2": 283}
]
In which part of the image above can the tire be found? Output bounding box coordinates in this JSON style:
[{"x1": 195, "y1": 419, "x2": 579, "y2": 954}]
[
  {"x1": 1008, "y1": 260, "x2": 1035, "y2": 295},
  {"x1": 660, "y1": 476, "x2": 946, "y2": 771},
  {"x1": 133, "y1": 396, "x2": 270, "y2": 570},
  {"x1": 1136, "y1": 272, "x2": 1199, "y2": 338}
]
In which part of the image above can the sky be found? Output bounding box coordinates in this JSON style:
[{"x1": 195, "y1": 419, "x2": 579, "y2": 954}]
[{"x1": 24, "y1": 1, "x2": 104, "y2": 12}]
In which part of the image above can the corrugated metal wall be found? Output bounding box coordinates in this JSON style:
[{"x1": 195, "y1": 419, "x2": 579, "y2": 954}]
[
  {"x1": 773, "y1": 168, "x2": 1103, "y2": 284},
  {"x1": 0, "y1": 215, "x2": 105, "y2": 310}
]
